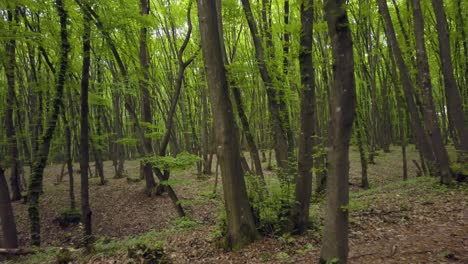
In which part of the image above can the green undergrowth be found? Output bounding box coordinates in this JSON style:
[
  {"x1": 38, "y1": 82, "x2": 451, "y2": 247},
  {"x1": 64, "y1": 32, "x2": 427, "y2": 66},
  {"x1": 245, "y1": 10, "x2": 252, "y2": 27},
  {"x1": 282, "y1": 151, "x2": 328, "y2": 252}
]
[
  {"x1": 348, "y1": 176, "x2": 467, "y2": 213},
  {"x1": 11, "y1": 173, "x2": 467, "y2": 263},
  {"x1": 309, "y1": 176, "x2": 467, "y2": 222},
  {"x1": 9, "y1": 216, "x2": 200, "y2": 264}
]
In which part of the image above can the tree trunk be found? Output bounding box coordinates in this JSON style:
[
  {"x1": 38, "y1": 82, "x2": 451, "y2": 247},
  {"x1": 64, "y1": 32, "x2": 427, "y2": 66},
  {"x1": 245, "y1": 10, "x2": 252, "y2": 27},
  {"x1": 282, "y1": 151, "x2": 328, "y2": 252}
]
[
  {"x1": 356, "y1": 116, "x2": 369, "y2": 189},
  {"x1": 240, "y1": 0, "x2": 290, "y2": 171},
  {"x1": 0, "y1": 168, "x2": 18, "y2": 248},
  {"x1": 320, "y1": 0, "x2": 357, "y2": 262},
  {"x1": 397, "y1": 96, "x2": 408, "y2": 180},
  {"x1": 154, "y1": 2, "x2": 196, "y2": 197},
  {"x1": 411, "y1": 0, "x2": 452, "y2": 184},
  {"x1": 197, "y1": 0, "x2": 259, "y2": 249},
  {"x1": 27, "y1": 0, "x2": 70, "y2": 246},
  {"x1": 232, "y1": 87, "x2": 264, "y2": 178},
  {"x1": 5, "y1": 8, "x2": 22, "y2": 202},
  {"x1": 378, "y1": 0, "x2": 436, "y2": 175},
  {"x1": 62, "y1": 111, "x2": 75, "y2": 209},
  {"x1": 139, "y1": 0, "x2": 157, "y2": 195},
  {"x1": 289, "y1": 0, "x2": 315, "y2": 235},
  {"x1": 430, "y1": 0, "x2": 468, "y2": 159},
  {"x1": 80, "y1": 7, "x2": 93, "y2": 247}
]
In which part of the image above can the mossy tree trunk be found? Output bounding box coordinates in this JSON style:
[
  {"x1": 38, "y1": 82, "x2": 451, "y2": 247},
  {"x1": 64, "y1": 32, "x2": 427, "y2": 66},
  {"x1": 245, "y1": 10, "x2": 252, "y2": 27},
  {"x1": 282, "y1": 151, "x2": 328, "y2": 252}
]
[
  {"x1": 27, "y1": 0, "x2": 70, "y2": 247},
  {"x1": 5, "y1": 7, "x2": 22, "y2": 202}
]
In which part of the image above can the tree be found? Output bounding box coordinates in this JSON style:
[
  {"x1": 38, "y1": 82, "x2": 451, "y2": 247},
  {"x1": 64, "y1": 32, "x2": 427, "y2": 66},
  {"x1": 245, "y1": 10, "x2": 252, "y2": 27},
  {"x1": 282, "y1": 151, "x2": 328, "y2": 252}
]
[
  {"x1": 139, "y1": 0, "x2": 157, "y2": 195},
  {"x1": 430, "y1": 0, "x2": 468, "y2": 160},
  {"x1": 5, "y1": 7, "x2": 22, "y2": 202},
  {"x1": 197, "y1": 0, "x2": 259, "y2": 249},
  {"x1": 320, "y1": 0, "x2": 357, "y2": 262},
  {"x1": 377, "y1": 0, "x2": 436, "y2": 177},
  {"x1": 27, "y1": 0, "x2": 70, "y2": 247},
  {"x1": 411, "y1": 0, "x2": 452, "y2": 184},
  {"x1": 240, "y1": 0, "x2": 291, "y2": 171},
  {"x1": 80, "y1": 1, "x2": 93, "y2": 247},
  {"x1": 289, "y1": 0, "x2": 315, "y2": 235},
  {"x1": 61, "y1": 111, "x2": 75, "y2": 209},
  {"x1": 0, "y1": 167, "x2": 18, "y2": 248}
]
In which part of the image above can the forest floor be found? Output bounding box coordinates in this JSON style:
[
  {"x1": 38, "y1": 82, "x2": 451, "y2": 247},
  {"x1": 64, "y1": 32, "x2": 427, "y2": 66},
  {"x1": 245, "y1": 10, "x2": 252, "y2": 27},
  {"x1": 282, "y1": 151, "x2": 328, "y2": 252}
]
[{"x1": 5, "y1": 145, "x2": 468, "y2": 264}]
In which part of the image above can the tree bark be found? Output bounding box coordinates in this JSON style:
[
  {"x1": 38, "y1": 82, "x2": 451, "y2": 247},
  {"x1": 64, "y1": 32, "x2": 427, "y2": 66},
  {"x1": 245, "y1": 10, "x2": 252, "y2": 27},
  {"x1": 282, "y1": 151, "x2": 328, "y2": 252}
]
[
  {"x1": 356, "y1": 115, "x2": 369, "y2": 189},
  {"x1": 411, "y1": 0, "x2": 452, "y2": 184},
  {"x1": 378, "y1": 0, "x2": 436, "y2": 175},
  {"x1": 320, "y1": 0, "x2": 357, "y2": 262},
  {"x1": 240, "y1": 0, "x2": 290, "y2": 170},
  {"x1": 80, "y1": 5, "x2": 93, "y2": 247},
  {"x1": 197, "y1": 0, "x2": 259, "y2": 249},
  {"x1": 430, "y1": 0, "x2": 468, "y2": 159},
  {"x1": 61, "y1": 111, "x2": 75, "y2": 209},
  {"x1": 215, "y1": 0, "x2": 264, "y2": 179},
  {"x1": 289, "y1": 0, "x2": 315, "y2": 235},
  {"x1": 0, "y1": 168, "x2": 18, "y2": 248},
  {"x1": 27, "y1": 0, "x2": 70, "y2": 247},
  {"x1": 139, "y1": 0, "x2": 157, "y2": 195},
  {"x1": 5, "y1": 8, "x2": 22, "y2": 202},
  {"x1": 232, "y1": 87, "x2": 264, "y2": 178}
]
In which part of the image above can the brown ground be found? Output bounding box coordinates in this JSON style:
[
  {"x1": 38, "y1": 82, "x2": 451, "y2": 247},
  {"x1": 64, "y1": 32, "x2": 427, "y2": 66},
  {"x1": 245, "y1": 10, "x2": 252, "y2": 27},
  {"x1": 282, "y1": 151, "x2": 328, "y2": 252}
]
[{"x1": 7, "y1": 145, "x2": 468, "y2": 263}]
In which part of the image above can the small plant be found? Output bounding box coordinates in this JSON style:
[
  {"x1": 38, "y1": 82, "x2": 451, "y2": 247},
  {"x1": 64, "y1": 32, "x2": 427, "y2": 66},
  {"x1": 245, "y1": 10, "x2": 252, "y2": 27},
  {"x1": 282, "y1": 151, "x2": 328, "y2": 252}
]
[
  {"x1": 142, "y1": 152, "x2": 201, "y2": 171},
  {"x1": 451, "y1": 162, "x2": 468, "y2": 182},
  {"x1": 244, "y1": 173, "x2": 293, "y2": 234},
  {"x1": 296, "y1": 243, "x2": 315, "y2": 254},
  {"x1": 171, "y1": 216, "x2": 199, "y2": 230},
  {"x1": 127, "y1": 242, "x2": 167, "y2": 264},
  {"x1": 56, "y1": 248, "x2": 74, "y2": 264},
  {"x1": 278, "y1": 233, "x2": 296, "y2": 245},
  {"x1": 274, "y1": 251, "x2": 290, "y2": 261},
  {"x1": 259, "y1": 252, "x2": 271, "y2": 262}
]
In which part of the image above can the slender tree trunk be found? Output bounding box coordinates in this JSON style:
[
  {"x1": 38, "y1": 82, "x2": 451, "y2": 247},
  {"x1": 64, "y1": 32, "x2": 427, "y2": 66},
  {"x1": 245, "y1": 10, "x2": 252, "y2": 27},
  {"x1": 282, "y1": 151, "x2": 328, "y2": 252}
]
[
  {"x1": 62, "y1": 112, "x2": 75, "y2": 209},
  {"x1": 80, "y1": 6, "x2": 93, "y2": 247},
  {"x1": 0, "y1": 168, "x2": 18, "y2": 248},
  {"x1": 112, "y1": 93, "x2": 125, "y2": 178},
  {"x1": 289, "y1": 0, "x2": 315, "y2": 234},
  {"x1": 154, "y1": 3, "x2": 196, "y2": 197},
  {"x1": 197, "y1": 0, "x2": 259, "y2": 249},
  {"x1": 397, "y1": 95, "x2": 408, "y2": 180},
  {"x1": 356, "y1": 116, "x2": 369, "y2": 189},
  {"x1": 378, "y1": 0, "x2": 436, "y2": 175},
  {"x1": 240, "y1": 0, "x2": 290, "y2": 170},
  {"x1": 232, "y1": 87, "x2": 264, "y2": 178},
  {"x1": 139, "y1": 0, "x2": 157, "y2": 195},
  {"x1": 5, "y1": 8, "x2": 22, "y2": 202},
  {"x1": 430, "y1": 0, "x2": 468, "y2": 159},
  {"x1": 201, "y1": 85, "x2": 212, "y2": 175},
  {"x1": 213, "y1": 157, "x2": 220, "y2": 195},
  {"x1": 411, "y1": 0, "x2": 452, "y2": 184},
  {"x1": 27, "y1": 0, "x2": 70, "y2": 246},
  {"x1": 320, "y1": 0, "x2": 357, "y2": 262}
]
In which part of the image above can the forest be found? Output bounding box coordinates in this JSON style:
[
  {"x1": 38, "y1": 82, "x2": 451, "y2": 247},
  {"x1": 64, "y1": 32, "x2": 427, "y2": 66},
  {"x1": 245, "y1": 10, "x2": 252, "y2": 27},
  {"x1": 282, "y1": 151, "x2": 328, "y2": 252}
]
[{"x1": 0, "y1": 0, "x2": 467, "y2": 263}]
